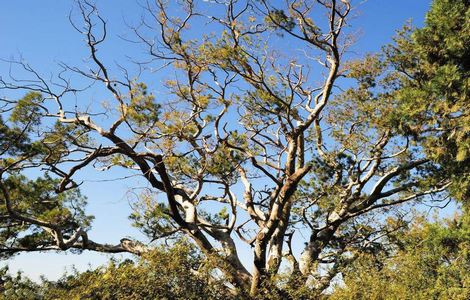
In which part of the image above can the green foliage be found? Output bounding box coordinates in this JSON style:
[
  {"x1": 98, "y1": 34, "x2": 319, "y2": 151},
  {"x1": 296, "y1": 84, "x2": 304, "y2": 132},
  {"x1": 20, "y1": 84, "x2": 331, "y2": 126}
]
[
  {"x1": 330, "y1": 213, "x2": 470, "y2": 300},
  {"x1": 127, "y1": 82, "x2": 161, "y2": 127},
  {"x1": 1, "y1": 242, "x2": 236, "y2": 300},
  {"x1": 385, "y1": 0, "x2": 470, "y2": 201},
  {"x1": 0, "y1": 116, "x2": 32, "y2": 156},
  {"x1": 338, "y1": 0, "x2": 470, "y2": 203},
  {"x1": 0, "y1": 175, "x2": 92, "y2": 259},
  {"x1": 265, "y1": 9, "x2": 296, "y2": 32},
  {"x1": 41, "y1": 121, "x2": 91, "y2": 164},
  {"x1": 1, "y1": 102, "x2": 93, "y2": 258},
  {"x1": 0, "y1": 267, "x2": 41, "y2": 300},
  {"x1": 128, "y1": 189, "x2": 174, "y2": 239},
  {"x1": 9, "y1": 92, "x2": 43, "y2": 127}
]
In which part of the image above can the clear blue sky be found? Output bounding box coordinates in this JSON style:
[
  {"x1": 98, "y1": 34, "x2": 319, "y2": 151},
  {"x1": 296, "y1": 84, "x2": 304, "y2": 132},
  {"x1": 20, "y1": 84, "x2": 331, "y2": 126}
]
[{"x1": 1, "y1": 0, "x2": 433, "y2": 281}]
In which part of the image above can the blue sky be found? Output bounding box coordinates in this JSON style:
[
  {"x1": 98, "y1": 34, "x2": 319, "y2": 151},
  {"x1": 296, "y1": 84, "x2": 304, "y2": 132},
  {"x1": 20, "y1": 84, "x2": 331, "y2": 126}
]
[{"x1": 1, "y1": 0, "x2": 433, "y2": 281}]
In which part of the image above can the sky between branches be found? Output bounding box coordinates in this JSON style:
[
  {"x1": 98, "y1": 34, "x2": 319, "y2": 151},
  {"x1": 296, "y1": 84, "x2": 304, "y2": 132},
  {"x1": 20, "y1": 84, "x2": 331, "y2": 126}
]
[{"x1": 0, "y1": 0, "x2": 433, "y2": 281}]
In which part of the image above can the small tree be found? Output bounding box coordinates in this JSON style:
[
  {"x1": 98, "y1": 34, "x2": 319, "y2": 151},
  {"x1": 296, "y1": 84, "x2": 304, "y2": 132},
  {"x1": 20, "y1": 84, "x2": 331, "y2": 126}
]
[{"x1": 1, "y1": 0, "x2": 468, "y2": 297}]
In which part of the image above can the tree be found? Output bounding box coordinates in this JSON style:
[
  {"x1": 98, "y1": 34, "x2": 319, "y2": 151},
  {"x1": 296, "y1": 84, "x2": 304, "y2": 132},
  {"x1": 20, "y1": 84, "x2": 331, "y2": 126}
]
[
  {"x1": 1, "y1": 241, "x2": 234, "y2": 300},
  {"x1": 384, "y1": 0, "x2": 470, "y2": 203},
  {"x1": 0, "y1": 0, "x2": 468, "y2": 298},
  {"x1": 329, "y1": 211, "x2": 470, "y2": 300},
  {"x1": 0, "y1": 266, "x2": 41, "y2": 300}
]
